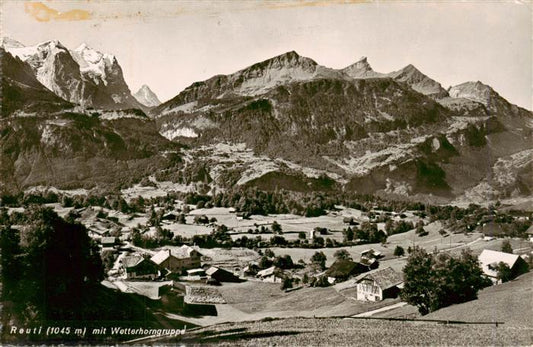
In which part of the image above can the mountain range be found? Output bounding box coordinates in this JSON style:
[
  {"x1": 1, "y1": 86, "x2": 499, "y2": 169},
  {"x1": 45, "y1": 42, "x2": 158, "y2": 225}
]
[{"x1": 1, "y1": 38, "x2": 532, "y2": 204}]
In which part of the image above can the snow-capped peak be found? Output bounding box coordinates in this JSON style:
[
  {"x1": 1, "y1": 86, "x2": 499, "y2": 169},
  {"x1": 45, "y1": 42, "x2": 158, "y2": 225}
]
[
  {"x1": 1, "y1": 37, "x2": 25, "y2": 49},
  {"x1": 133, "y1": 84, "x2": 162, "y2": 107},
  {"x1": 71, "y1": 43, "x2": 117, "y2": 85}
]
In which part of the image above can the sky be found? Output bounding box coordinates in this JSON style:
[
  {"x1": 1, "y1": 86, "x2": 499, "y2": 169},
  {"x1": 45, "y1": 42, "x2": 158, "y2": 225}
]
[{"x1": 1, "y1": 1, "x2": 532, "y2": 109}]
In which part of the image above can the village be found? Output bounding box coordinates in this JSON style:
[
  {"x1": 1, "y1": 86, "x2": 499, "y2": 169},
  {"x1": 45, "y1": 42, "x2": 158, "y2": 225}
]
[{"x1": 12, "y1": 187, "x2": 528, "y2": 327}]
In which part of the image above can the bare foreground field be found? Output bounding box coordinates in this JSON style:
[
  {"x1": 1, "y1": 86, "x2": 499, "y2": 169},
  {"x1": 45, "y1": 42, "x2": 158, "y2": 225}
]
[{"x1": 161, "y1": 317, "x2": 532, "y2": 346}]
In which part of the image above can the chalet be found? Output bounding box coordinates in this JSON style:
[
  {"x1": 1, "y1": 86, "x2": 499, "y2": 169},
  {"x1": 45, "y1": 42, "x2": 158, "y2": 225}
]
[
  {"x1": 325, "y1": 259, "x2": 370, "y2": 284},
  {"x1": 478, "y1": 249, "x2": 529, "y2": 284},
  {"x1": 343, "y1": 217, "x2": 357, "y2": 225},
  {"x1": 526, "y1": 225, "x2": 533, "y2": 242},
  {"x1": 355, "y1": 267, "x2": 403, "y2": 301},
  {"x1": 236, "y1": 212, "x2": 251, "y2": 220},
  {"x1": 256, "y1": 266, "x2": 282, "y2": 283},
  {"x1": 100, "y1": 236, "x2": 117, "y2": 248},
  {"x1": 150, "y1": 245, "x2": 202, "y2": 273},
  {"x1": 162, "y1": 212, "x2": 178, "y2": 221},
  {"x1": 361, "y1": 249, "x2": 382, "y2": 260},
  {"x1": 481, "y1": 222, "x2": 506, "y2": 238},
  {"x1": 359, "y1": 257, "x2": 379, "y2": 270},
  {"x1": 121, "y1": 256, "x2": 159, "y2": 280},
  {"x1": 187, "y1": 268, "x2": 207, "y2": 277},
  {"x1": 243, "y1": 262, "x2": 260, "y2": 276},
  {"x1": 206, "y1": 266, "x2": 241, "y2": 283}
]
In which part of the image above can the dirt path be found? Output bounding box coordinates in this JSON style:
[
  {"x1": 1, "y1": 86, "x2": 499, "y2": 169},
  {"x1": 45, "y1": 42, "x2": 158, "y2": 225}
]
[{"x1": 353, "y1": 302, "x2": 407, "y2": 317}]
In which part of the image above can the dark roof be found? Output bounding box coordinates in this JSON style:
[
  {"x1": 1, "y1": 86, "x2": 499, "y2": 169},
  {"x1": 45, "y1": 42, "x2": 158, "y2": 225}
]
[
  {"x1": 325, "y1": 260, "x2": 358, "y2": 277},
  {"x1": 481, "y1": 222, "x2": 506, "y2": 237},
  {"x1": 122, "y1": 255, "x2": 143, "y2": 268},
  {"x1": 356, "y1": 267, "x2": 403, "y2": 290}
]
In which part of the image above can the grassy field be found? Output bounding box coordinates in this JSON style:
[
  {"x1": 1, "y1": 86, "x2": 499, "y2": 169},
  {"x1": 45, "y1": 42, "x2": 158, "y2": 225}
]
[
  {"x1": 425, "y1": 271, "x2": 533, "y2": 328},
  {"x1": 270, "y1": 225, "x2": 485, "y2": 267},
  {"x1": 161, "y1": 279, "x2": 397, "y2": 327},
  {"x1": 162, "y1": 316, "x2": 531, "y2": 346}
]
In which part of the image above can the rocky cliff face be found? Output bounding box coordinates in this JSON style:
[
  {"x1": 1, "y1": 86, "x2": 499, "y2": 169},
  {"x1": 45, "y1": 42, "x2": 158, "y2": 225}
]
[
  {"x1": 1, "y1": 48, "x2": 72, "y2": 116},
  {"x1": 2, "y1": 38, "x2": 145, "y2": 111}
]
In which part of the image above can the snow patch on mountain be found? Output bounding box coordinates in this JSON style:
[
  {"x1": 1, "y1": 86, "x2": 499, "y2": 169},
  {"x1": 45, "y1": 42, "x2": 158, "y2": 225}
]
[{"x1": 71, "y1": 43, "x2": 117, "y2": 85}]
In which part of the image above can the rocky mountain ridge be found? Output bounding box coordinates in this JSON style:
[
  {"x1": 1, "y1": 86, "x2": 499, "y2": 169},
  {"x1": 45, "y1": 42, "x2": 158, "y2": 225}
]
[
  {"x1": 1, "y1": 37, "x2": 146, "y2": 112},
  {"x1": 2, "y1": 44, "x2": 532, "y2": 203}
]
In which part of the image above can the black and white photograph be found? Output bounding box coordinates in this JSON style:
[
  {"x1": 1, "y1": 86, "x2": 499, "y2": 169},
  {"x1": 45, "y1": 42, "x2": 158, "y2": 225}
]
[{"x1": 0, "y1": 0, "x2": 532, "y2": 345}]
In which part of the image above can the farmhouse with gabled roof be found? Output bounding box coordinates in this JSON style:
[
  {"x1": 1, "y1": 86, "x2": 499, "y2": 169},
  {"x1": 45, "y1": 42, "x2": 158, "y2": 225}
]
[
  {"x1": 355, "y1": 266, "x2": 403, "y2": 301},
  {"x1": 478, "y1": 249, "x2": 528, "y2": 284},
  {"x1": 150, "y1": 245, "x2": 202, "y2": 273}
]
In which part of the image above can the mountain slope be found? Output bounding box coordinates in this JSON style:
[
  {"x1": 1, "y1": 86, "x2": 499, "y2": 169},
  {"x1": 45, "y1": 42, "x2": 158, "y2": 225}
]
[
  {"x1": 1, "y1": 48, "x2": 73, "y2": 116},
  {"x1": 0, "y1": 111, "x2": 179, "y2": 192},
  {"x1": 152, "y1": 51, "x2": 532, "y2": 200},
  {"x1": 134, "y1": 84, "x2": 161, "y2": 107}
]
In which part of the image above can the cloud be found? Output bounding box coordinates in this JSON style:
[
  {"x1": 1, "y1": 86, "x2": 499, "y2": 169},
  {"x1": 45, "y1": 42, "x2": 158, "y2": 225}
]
[{"x1": 24, "y1": 2, "x2": 91, "y2": 22}]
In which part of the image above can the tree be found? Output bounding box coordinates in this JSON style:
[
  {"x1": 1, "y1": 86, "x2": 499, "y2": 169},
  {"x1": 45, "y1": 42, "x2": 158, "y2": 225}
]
[
  {"x1": 259, "y1": 255, "x2": 273, "y2": 269},
  {"x1": 333, "y1": 249, "x2": 352, "y2": 261},
  {"x1": 274, "y1": 255, "x2": 294, "y2": 269},
  {"x1": 302, "y1": 273, "x2": 309, "y2": 284},
  {"x1": 343, "y1": 227, "x2": 354, "y2": 242},
  {"x1": 311, "y1": 251, "x2": 327, "y2": 270},
  {"x1": 281, "y1": 277, "x2": 293, "y2": 290},
  {"x1": 271, "y1": 221, "x2": 282, "y2": 234},
  {"x1": 401, "y1": 247, "x2": 490, "y2": 315},
  {"x1": 298, "y1": 232, "x2": 307, "y2": 240},
  {"x1": 494, "y1": 262, "x2": 512, "y2": 283},
  {"x1": 264, "y1": 248, "x2": 275, "y2": 258},
  {"x1": 394, "y1": 246, "x2": 405, "y2": 257},
  {"x1": 8, "y1": 207, "x2": 103, "y2": 320},
  {"x1": 101, "y1": 250, "x2": 116, "y2": 273},
  {"x1": 501, "y1": 240, "x2": 513, "y2": 254}
]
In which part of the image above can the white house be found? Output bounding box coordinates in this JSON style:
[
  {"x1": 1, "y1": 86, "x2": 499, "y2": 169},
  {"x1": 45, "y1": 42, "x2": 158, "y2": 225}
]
[
  {"x1": 150, "y1": 245, "x2": 202, "y2": 273},
  {"x1": 355, "y1": 267, "x2": 403, "y2": 301},
  {"x1": 256, "y1": 266, "x2": 282, "y2": 283},
  {"x1": 478, "y1": 249, "x2": 528, "y2": 284}
]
